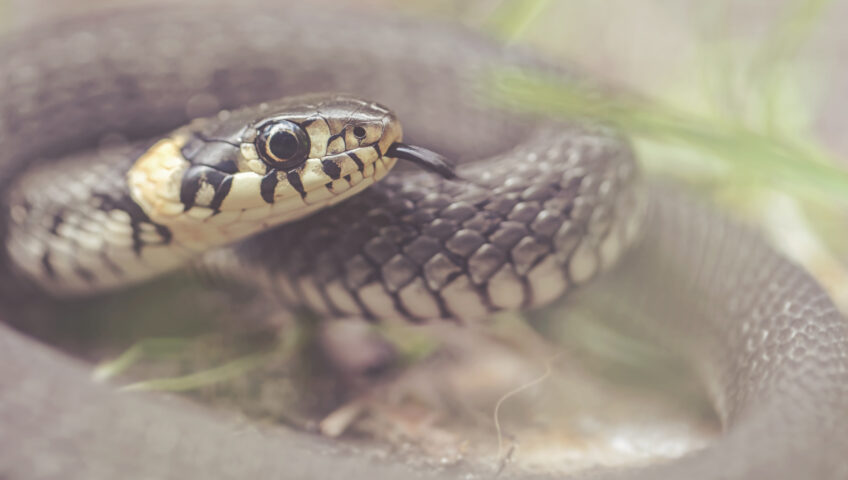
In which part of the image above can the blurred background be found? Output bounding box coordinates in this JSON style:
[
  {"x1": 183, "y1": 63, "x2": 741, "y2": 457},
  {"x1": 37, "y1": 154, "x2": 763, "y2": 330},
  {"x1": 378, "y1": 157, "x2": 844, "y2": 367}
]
[{"x1": 2, "y1": 0, "x2": 847, "y2": 475}]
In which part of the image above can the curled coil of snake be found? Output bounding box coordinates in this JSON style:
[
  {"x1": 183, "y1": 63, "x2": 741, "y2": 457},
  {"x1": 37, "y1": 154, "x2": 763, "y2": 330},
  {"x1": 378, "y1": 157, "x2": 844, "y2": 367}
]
[{"x1": 0, "y1": 1, "x2": 846, "y2": 480}]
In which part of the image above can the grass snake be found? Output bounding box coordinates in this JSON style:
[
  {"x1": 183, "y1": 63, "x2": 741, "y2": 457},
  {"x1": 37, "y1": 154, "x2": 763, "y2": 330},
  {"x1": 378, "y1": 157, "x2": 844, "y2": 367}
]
[{"x1": 0, "y1": 1, "x2": 847, "y2": 479}]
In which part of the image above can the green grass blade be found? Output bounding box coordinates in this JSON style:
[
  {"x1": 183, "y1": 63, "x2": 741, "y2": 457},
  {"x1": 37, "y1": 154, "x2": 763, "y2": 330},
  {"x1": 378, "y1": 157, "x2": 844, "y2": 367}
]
[
  {"x1": 481, "y1": 69, "x2": 848, "y2": 202},
  {"x1": 484, "y1": 0, "x2": 554, "y2": 42}
]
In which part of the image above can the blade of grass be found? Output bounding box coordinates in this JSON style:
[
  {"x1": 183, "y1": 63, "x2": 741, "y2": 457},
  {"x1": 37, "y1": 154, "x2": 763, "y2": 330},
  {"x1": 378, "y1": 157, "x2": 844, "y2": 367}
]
[
  {"x1": 483, "y1": 0, "x2": 554, "y2": 42},
  {"x1": 481, "y1": 69, "x2": 848, "y2": 202},
  {"x1": 116, "y1": 325, "x2": 306, "y2": 393},
  {"x1": 120, "y1": 351, "x2": 271, "y2": 392},
  {"x1": 750, "y1": 0, "x2": 835, "y2": 136},
  {"x1": 92, "y1": 338, "x2": 189, "y2": 382}
]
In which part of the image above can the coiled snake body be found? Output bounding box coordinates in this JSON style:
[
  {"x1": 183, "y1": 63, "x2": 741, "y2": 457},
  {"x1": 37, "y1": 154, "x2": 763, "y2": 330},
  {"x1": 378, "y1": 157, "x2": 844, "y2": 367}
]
[{"x1": 0, "y1": 2, "x2": 847, "y2": 479}]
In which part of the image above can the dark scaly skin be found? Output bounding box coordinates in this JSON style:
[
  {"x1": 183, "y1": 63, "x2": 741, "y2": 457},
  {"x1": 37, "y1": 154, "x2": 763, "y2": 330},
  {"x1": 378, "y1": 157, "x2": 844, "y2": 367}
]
[
  {"x1": 208, "y1": 123, "x2": 638, "y2": 322},
  {"x1": 1, "y1": 2, "x2": 847, "y2": 480}
]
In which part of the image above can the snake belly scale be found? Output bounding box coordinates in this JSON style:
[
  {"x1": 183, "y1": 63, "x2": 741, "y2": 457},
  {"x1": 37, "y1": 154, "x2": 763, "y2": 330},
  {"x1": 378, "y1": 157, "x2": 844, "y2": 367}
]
[{"x1": 0, "y1": 1, "x2": 847, "y2": 480}]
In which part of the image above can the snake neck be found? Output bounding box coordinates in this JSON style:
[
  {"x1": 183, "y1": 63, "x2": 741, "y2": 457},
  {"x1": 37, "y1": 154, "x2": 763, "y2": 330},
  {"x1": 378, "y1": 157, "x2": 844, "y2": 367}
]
[
  {"x1": 4, "y1": 143, "x2": 189, "y2": 295},
  {"x1": 4, "y1": 130, "x2": 402, "y2": 297}
]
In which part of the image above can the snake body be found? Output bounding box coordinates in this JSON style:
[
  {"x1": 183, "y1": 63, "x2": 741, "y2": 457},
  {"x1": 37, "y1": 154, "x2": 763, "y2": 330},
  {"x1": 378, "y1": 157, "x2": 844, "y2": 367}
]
[{"x1": 1, "y1": 2, "x2": 847, "y2": 479}]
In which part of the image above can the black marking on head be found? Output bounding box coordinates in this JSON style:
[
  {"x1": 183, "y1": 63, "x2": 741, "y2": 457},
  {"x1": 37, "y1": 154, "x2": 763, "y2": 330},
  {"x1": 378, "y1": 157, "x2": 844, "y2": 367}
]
[
  {"x1": 322, "y1": 159, "x2": 342, "y2": 180},
  {"x1": 209, "y1": 159, "x2": 239, "y2": 174},
  {"x1": 372, "y1": 143, "x2": 383, "y2": 158},
  {"x1": 156, "y1": 224, "x2": 173, "y2": 244},
  {"x1": 180, "y1": 136, "x2": 206, "y2": 162},
  {"x1": 179, "y1": 178, "x2": 202, "y2": 211},
  {"x1": 260, "y1": 171, "x2": 278, "y2": 204},
  {"x1": 343, "y1": 174, "x2": 352, "y2": 182},
  {"x1": 91, "y1": 193, "x2": 172, "y2": 256},
  {"x1": 180, "y1": 165, "x2": 232, "y2": 211},
  {"x1": 41, "y1": 252, "x2": 55, "y2": 279},
  {"x1": 208, "y1": 176, "x2": 233, "y2": 213},
  {"x1": 326, "y1": 128, "x2": 346, "y2": 150},
  {"x1": 286, "y1": 171, "x2": 307, "y2": 199},
  {"x1": 182, "y1": 134, "x2": 240, "y2": 173},
  {"x1": 300, "y1": 118, "x2": 316, "y2": 128},
  {"x1": 348, "y1": 152, "x2": 365, "y2": 171}
]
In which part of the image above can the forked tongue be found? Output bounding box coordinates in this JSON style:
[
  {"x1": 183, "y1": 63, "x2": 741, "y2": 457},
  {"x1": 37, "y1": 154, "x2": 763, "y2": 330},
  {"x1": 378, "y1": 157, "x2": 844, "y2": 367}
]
[{"x1": 386, "y1": 143, "x2": 456, "y2": 179}]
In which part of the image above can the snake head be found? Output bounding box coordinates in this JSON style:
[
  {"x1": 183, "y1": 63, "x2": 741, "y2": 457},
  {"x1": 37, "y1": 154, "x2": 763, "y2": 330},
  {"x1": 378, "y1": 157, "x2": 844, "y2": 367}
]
[{"x1": 127, "y1": 94, "x2": 448, "y2": 250}]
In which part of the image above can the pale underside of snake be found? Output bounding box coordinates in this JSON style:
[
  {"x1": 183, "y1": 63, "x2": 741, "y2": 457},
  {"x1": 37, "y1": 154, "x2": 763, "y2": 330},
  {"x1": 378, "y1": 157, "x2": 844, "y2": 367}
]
[{"x1": 0, "y1": 1, "x2": 847, "y2": 480}]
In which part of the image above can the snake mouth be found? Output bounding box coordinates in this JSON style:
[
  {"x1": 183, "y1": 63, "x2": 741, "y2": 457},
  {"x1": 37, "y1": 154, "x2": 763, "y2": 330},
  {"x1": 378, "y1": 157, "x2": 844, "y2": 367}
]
[{"x1": 386, "y1": 142, "x2": 455, "y2": 179}]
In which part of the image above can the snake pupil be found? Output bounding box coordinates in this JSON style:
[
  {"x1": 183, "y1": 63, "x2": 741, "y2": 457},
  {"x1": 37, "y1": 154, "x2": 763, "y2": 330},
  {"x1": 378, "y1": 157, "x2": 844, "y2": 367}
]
[
  {"x1": 254, "y1": 119, "x2": 310, "y2": 170},
  {"x1": 269, "y1": 132, "x2": 297, "y2": 159},
  {"x1": 352, "y1": 126, "x2": 367, "y2": 139}
]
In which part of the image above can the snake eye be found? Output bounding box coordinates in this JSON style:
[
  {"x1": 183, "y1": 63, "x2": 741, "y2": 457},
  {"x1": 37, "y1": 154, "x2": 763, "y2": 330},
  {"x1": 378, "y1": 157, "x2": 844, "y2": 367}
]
[
  {"x1": 255, "y1": 120, "x2": 310, "y2": 170},
  {"x1": 352, "y1": 126, "x2": 367, "y2": 140}
]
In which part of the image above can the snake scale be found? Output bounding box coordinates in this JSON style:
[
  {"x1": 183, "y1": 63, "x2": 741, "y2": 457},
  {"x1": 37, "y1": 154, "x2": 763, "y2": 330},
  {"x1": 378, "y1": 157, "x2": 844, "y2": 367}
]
[{"x1": 1, "y1": 1, "x2": 847, "y2": 479}]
